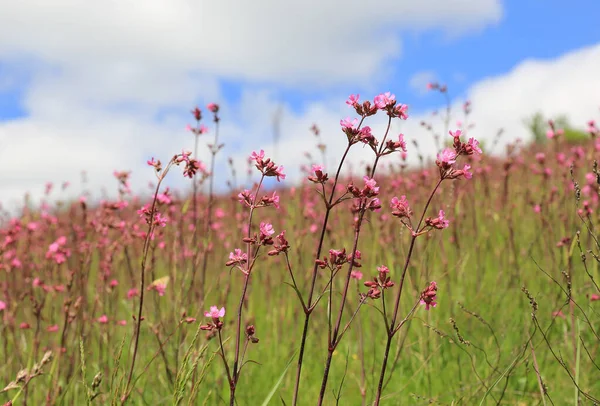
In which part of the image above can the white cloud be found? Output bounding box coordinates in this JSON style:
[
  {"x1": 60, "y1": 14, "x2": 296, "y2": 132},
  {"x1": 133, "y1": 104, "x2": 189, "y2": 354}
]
[{"x1": 0, "y1": 0, "x2": 502, "y2": 90}]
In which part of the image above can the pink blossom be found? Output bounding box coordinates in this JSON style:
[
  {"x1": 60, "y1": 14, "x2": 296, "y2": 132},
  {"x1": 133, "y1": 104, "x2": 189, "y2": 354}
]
[
  {"x1": 97, "y1": 315, "x2": 108, "y2": 324},
  {"x1": 274, "y1": 165, "x2": 286, "y2": 181},
  {"x1": 340, "y1": 117, "x2": 358, "y2": 130},
  {"x1": 393, "y1": 104, "x2": 409, "y2": 120},
  {"x1": 259, "y1": 222, "x2": 275, "y2": 238},
  {"x1": 362, "y1": 176, "x2": 379, "y2": 196},
  {"x1": 0, "y1": 300, "x2": 6, "y2": 311},
  {"x1": 390, "y1": 195, "x2": 412, "y2": 218},
  {"x1": 591, "y1": 294, "x2": 600, "y2": 301},
  {"x1": 426, "y1": 210, "x2": 450, "y2": 229},
  {"x1": 127, "y1": 288, "x2": 139, "y2": 299},
  {"x1": 449, "y1": 129, "x2": 463, "y2": 139},
  {"x1": 346, "y1": 94, "x2": 359, "y2": 106},
  {"x1": 436, "y1": 148, "x2": 457, "y2": 167},
  {"x1": 47, "y1": 325, "x2": 59, "y2": 332},
  {"x1": 377, "y1": 265, "x2": 390, "y2": 274},
  {"x1": 467, "y1": 138, "x2": 482, "y2": 154},
  {"x1": 250, "y1": 150, "x2": 265, "y2": 163},
  {"x1": 228, "y1": 248, "x2": 248, "y2": 264},
  {"x1": 350, "y1": 270, "x2": 363, "y2": 280},
  {"x1": 461, "y1": 164, "x2": 473, "y2": 179},
  {"x1": 154, "y1": 283, "x2": 167, "y2": 296},
  {"x1": 420, "y1": 281, "x2": 438, "y2": 310},
  {"x1": 20, "y1": 322, "x2": 30, "y2": 329},
  {"x1": 205, "y1": 306, "x2": 225, "y2": 319},
  {"x1": 207, "y1": 103, "x2": 219, "y2": 113},
  {"x1": 373, "y1": 92, "x2": 396, "y2": 109}
]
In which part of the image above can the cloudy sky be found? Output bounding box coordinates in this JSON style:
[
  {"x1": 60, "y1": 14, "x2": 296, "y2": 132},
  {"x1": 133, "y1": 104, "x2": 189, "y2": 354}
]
[{"x1": 0, "y1": 0, "x2": 599, "y2": 208}]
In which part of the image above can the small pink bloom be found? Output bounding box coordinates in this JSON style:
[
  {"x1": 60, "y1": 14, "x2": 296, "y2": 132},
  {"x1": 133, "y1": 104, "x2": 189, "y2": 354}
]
[
  {"x1": 436, "y1": 148, "x2": 457, "y2": 167},
  {"x1": 259, "y1": 222, "x2": 275, "y2": 237},
  {"x1": 0, "y1": 300, "x2": 6, "y2": 311},
  {"x1": 250, "y1": 150, "x2": 265, "y2": 163},
  {"x1": 207, "y1": 103, "x2": 219, "y2": 113},
  {"x1": 127, "y1": 288, "x2": 139, "y2": 299},
  {"x1": 97, "y1": 315, "x2": 108, "y2": 324},
  {"x1": 204, "y1": 306, "x2": 225, "y2": 319},
  {"x1": 154, "y1": 283, "x2": 167, "y2": 296},
  {"x1": 591, "y1": 294, "x2": 600, "y2": 301},
  {"x1": 377, "y1": 265, "x2": 390, "y2": 274},
  {"x1": 373, "y1": 92, "x2": 396, "y2": 109},
  {"x1": 47, "y1": 325, "x2": 59, "y2": 332},
  {"x1": 420, "y1": 281, "x2": 438, "y2": 310},
  {"x1": 340, "y1": 117, "x2": 358, "y2": 130},
  {"x1": 467, "y1": 138, "x2": 482, "y2": 154},
  {"x1": 350, "y1": 270, "x2": 363, "y2": 280},
  {"x1": 20, "y1": 322, "x2": 30, "y2": 329},
  {"x1": 346, "y1": 94, "x2": 359, "y2": 106}
]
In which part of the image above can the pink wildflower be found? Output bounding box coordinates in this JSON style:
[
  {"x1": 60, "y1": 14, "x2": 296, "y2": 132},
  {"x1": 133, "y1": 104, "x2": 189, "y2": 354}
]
[
  {"x1": 205, "y1": 306, "x2": 225, "y2": 319},
  {"x1": 346, "y1": 94, "x2": 360, "y2": 107},
  {"x1": 373, "y1": 92, "x2": 396, "y2": 110},
  {"x1": 420, "y1": 281, "x2": 438, "y2": 310}
]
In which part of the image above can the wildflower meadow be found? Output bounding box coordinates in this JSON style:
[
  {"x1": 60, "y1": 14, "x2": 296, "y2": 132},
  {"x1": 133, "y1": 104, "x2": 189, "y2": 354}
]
[{"x1": 1, "y1": 89, "x2": 600, "y2": 406}]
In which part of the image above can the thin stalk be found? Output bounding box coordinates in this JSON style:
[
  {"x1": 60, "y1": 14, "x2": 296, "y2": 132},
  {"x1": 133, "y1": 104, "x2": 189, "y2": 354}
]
[
  {"x1": 373, "y1": 177, "x2": 443, "y2": 405},
  {"x1": 122, "y1": 160, "x2": 176, "y2": 404},
  {"x1": 317, "y1": 116, "x2": 393, "y2": 405}
]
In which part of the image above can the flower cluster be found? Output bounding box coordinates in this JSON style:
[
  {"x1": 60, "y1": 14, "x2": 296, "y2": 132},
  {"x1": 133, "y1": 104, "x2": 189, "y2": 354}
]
[
  {"x1": 240, "y1": 222, "x2": 276, "y2": 247},
  {"x1": 250, "y1": 150, "x2": 286, "y2": 181},
  {"x1": 268, "y1": 231, "x2": 290, "y2": 256},
  {"x1": 174, "y1": 150, "x2": 206, "y2": 179},
  {"x1": 420, "y1": 281, "x2": 438, "y2": 310},
  {"x1": 390, "y1": 195, "x2": 412, "y2": 219},
  {"x1": 341, "y1": 93, "x2": 409, "y2": 149},
  {"x1": 137, "y1": 204, "x2": 168, "y2": 227},
  {"x1": 200, "y1": 306, "x2": 225, "y2": 332},
  {"x1": 436, "y1": 129, "x2": 481, "y2": 179},
  {"x1": 315, "y1": 248, "x2": 362, "y2": 271},
  {"x1": 364, "y1": 265, "x2": 395, "y2": 299},
  {"x1": 46, "y1": 236, "x2": 71, "y2": 264},
  {"x1": 308, "y1": 164, "x2": 328, "y2": 184},
  {"x1": 424, "y1": 210, "x2": 450, "y2": 230},
  {"x1": 226, "y1": 248, "x2": 248, "y2": 269}
]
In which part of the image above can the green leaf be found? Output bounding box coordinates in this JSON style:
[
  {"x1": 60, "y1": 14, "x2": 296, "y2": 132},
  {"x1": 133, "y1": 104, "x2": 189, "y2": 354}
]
[{"x1": 260, "y1": 349, "x2": 298, "y2": 406}]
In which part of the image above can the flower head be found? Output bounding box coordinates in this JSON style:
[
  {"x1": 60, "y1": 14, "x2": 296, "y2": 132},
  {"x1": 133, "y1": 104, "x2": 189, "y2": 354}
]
[{"x1": 205, "y1": 306, "x2": 225, "y2": 319}]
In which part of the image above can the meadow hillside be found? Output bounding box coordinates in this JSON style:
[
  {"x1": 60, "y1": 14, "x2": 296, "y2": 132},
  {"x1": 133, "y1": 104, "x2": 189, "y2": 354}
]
[{"x1": 1, "y1": 97, "x2": 599, "y2": 405}]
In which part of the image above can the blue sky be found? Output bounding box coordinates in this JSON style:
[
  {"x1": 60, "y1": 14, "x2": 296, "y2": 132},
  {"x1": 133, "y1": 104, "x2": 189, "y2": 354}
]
[{"x1": 0, "y1": 0, "x2": 599, "y2": 206}]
